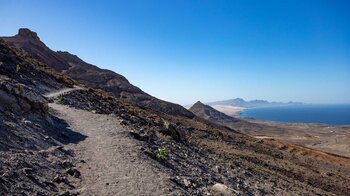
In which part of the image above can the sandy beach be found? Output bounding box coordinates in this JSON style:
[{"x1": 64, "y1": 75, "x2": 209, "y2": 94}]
[
  {"x1": 206, "y1": 104, "x2": 350, "y2": 158},
  {"x1": 210, "y1": 105, "x2": 245, "y2": 117}
]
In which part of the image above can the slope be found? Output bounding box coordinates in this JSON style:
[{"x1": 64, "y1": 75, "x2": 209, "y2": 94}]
[
  {"x1": 59, "y1": 86, "x2": 350, "y2": 195},
  {"x1": 2, "y1": 30, "x2": 350, "y2": 195},
  {"x1": 1, "y1": 28, "x2": 194, "y2": 118}
]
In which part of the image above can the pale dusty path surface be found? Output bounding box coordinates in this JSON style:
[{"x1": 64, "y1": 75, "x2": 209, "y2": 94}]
[
  {"x1": 44, "y1": 86, "x2": 83, "y2": 98},
  {"x1": 50, "y1": 103, "x2": 176, "y2": 196}
]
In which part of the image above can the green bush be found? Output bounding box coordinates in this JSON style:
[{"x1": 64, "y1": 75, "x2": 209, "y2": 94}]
[
  {"x1": 16, "y1": 64, "x2": 20, "y2": 73},
  {"x1": 54, "y1": 95, "x2": 63, "y2": 104},
  {"x1": 156, "y1": 147, "x2": 169, "y2": 160}
]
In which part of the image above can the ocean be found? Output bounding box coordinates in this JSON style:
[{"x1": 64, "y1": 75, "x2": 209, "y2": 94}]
[{"x1": 240, "y1": 104, "x2": 350, "y2": 125}]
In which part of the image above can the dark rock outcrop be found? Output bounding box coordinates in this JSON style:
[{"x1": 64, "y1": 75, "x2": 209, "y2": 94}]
[
  {"x1": 0, "y1": 75, "x2": 48, "y2": 115},
  {"x1": 18, "y1": 28, "x2": 40, "y2": 41},
  {"x1": 0, "y1": 39, "x2": 74, "y2": 93},
  {"x1": 1, "y1": 28, "x2": 70, "y2": 71}
]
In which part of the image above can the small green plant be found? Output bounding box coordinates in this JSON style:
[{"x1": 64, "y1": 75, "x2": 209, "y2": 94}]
[
  {"x1": 54, "y1": 95, "x2": 63, "y2": 104},
  {"x1": 156, "y1": 147, "x2": 169, "y2": 160},
  {"x1": 16, "y1": 64, "x2": 20, "y2": 73}
]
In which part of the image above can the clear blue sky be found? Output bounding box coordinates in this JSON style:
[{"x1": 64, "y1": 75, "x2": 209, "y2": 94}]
[{"x1": 1, "y1": 0, "x2": 349, "y2": 105}]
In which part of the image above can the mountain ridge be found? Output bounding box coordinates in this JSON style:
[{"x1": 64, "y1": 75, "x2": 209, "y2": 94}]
[
  {"x1": 1, "y1": 28, "x2": 194, "y2": 118},
  {"x1": 208, "y1": 97, "x2": 302, "y2": 108}
]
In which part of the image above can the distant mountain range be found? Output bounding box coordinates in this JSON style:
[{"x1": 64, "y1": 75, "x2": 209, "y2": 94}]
[{"x1": 207, "y1": 98, "x2": 302, "y2": 108}]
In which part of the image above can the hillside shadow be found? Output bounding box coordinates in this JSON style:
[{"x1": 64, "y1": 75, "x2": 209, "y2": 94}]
[{"x1": 45, "y1": 114, "x2": 87, "y2": 145}]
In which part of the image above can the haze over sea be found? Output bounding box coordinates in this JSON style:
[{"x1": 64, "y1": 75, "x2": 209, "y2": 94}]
[{"x1": 240, "y1": 104, "x2": 350, "y2": 125}]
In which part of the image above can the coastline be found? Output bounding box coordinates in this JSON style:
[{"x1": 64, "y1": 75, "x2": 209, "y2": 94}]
[
  {"x1": 238, "y1": 104, "x2": 350, "y2": 126},
  {"x1": 210, "y1": 104, "x2": 350, "y2": 158},
  {"x1": 210, "y1": 105, "x2": 245, "y2": 117}
]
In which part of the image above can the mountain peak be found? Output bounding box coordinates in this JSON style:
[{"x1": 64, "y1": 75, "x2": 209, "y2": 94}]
[
  {"x1": 193, "y1": 101, "x2": 204, "y2": 106},
  {"x1": 17, "y1": 28, "x2": 40, "y2": 41},
  {"x1": 189, "y1": 101, "x2": 240, "y2": 123},
  {"x1": 189, "y1": 101, "x2": 206, "y2": 114}
]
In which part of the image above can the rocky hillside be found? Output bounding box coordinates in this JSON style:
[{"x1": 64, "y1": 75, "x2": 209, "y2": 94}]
[
  {"x1": 59, "y1": 86, "x2": 350, "y2": 195},
  {"x1": 0, "y1": 40, "x2": 86, "y2": 194},
  {"x1": 1, "y1": 30, "x2": 350, "y2": 195},
  {"x1": 1, "y1": 28, "x2": 193, "y2": 118}
]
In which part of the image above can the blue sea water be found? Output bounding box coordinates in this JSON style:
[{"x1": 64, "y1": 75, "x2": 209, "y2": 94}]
[{"x1": 240, "y1": 104, "x2": 350, "y2": 125}]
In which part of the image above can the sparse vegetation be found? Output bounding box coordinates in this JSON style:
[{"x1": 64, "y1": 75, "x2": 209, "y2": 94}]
[
  {"x1": 16, "y1": 64, "x2": 20, "y2": 73},
  {"x1": 54, "y1": 95, "x2": 63, "y2": 104},
  {"x1": 156, "y1": 147, "x2": 168, "y2": 160}
]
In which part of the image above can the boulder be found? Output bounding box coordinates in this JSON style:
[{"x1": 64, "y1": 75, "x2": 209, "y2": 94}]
[{"x1": 210, "y1": 183, "x2": 232, "y2": 196}]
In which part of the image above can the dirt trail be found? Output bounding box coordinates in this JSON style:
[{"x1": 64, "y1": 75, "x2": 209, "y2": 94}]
[
  {"x1": 44, "y1": 86, "x2": 83, "y2": 98},
  {"x1": 49, "y1": 103, "x2": 178, "y2": 195}
]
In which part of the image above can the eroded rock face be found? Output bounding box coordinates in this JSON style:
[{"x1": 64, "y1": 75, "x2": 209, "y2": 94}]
[
  {"x1": 18, "y1": 28, "x2": 40, "y2": 41},
  {"x1": 0, "y1": 75, "x2": 48, "y2": 115},
  {"x1": 0, "y1": 39, "x2": 73, "y2": 93}
]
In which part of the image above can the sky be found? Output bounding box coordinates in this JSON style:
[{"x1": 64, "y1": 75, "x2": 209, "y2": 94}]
[{"x1": 0, "y1": 0, "x2": 349, "y2": 105}]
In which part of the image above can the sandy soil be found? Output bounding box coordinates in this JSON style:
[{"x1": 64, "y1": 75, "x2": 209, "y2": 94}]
[
  {"x1": 49, "y1": 103, "x2": 179, "y2": 195},
  {"x1": 207, "y1": 104, "x2": 350, "y2": 158},
  {"x1": 242, "y1": 119, "x2": 350, "y2": 157},
  {"x1": 210, "y1": 105, "x2": 245, "y2": 117}
]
